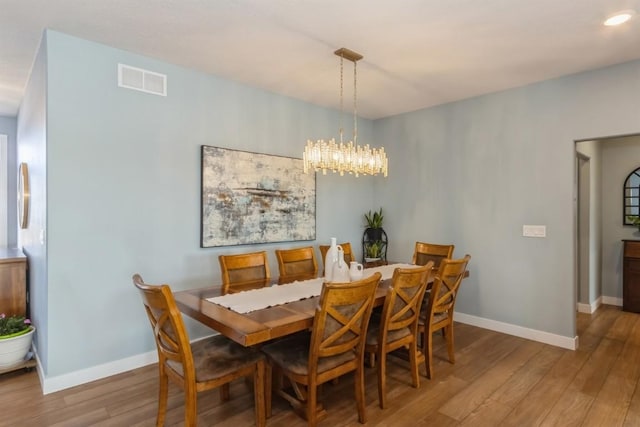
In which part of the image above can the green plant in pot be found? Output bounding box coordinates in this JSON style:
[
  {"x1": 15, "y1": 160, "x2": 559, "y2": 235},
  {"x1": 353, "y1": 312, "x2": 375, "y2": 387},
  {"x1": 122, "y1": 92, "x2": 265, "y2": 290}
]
[
  {"x1": 628, "y1": 215, "x2": 640, "y2": 231},
  {"x1": 0, "y1": 314, "x2": 32, "y2": 339},
  {"x1": 0, "y1": 313, "x2": 35, "y2": 370},
  {"x1": 364, "y1": 240, "x2": 383, "y2": 261},
  {"x1": 364, "y1": 208, "x2": 384, "y2": 241}
]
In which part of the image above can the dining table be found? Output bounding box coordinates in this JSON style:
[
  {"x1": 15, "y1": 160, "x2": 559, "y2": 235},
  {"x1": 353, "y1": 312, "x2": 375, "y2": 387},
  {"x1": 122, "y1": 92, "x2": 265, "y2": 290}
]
[{"x1": 174, "y1": 263, "x2": 431, "y2": 347}]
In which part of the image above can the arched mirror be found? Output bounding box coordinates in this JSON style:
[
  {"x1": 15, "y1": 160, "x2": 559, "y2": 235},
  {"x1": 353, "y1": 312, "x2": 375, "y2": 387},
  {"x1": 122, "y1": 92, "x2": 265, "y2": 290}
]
[{"x1": 624, "y1": 167, "x2": 640, "y2": 225}]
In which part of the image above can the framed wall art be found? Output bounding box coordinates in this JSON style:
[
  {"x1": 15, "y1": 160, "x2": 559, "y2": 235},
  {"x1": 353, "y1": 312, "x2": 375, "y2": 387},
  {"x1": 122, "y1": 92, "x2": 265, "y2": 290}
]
[{"x1": 201, "y1": 146, "x2": 316, "y2": 247}]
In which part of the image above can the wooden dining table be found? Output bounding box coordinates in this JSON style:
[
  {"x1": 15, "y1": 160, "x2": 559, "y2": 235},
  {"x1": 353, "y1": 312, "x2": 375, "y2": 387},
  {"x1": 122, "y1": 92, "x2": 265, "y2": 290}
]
[{"x1": 174, "y1": 263, "x2": 441, "y2": 347}]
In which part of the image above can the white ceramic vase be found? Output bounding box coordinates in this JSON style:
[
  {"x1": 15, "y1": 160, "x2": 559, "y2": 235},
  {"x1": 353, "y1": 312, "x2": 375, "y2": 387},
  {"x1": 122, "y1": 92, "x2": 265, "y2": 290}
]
[
  {"x1": 324, "y1": 237, "x2": 341, "y2": 281},
  {"x1": 0, "y1": 326, "x2": 35, "y2": 369},
  {"x1": 332, "y1": 248, "x2": 351, "y2": 282}
]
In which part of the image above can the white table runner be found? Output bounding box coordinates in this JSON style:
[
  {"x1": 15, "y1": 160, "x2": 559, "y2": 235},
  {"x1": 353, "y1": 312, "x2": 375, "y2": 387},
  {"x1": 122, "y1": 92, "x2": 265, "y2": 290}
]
[{"x1": 207, "y1": 263, "x2": 418, "y2": 314}]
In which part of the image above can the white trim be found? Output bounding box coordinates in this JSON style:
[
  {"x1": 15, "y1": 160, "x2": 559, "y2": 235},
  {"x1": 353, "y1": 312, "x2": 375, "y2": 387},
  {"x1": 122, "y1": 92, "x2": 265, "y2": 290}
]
[
  {"x1": 0, "y1": 134, "x2": 7, "y2": 247},
  {"x1": 33, "y1": 309, "x2": 587, "y2": 394},
  {"x1": 455, "y1": 312, "x2": 578, "y2": 350},
  {"x1": 602, "y1": 296, "x2": 623, "y2": 307},
  {"x1": 577, "y1": 296, "x2": 602, "y2": 313},
  {"x1": 40, "y1": 347, "x2": 158, "y2": 395},
  {"x1": 36, "y1": 334, "x2": 217, "y2": 394}
]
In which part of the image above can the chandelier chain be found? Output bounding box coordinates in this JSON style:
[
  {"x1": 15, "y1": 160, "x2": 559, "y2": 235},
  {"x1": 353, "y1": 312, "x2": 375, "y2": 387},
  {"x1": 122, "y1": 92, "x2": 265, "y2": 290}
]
[
  {"x1": 339, "y1": 54, "x2": 344, "y2": 144},
  {"x1": 353, "y1": 59, "x2": 358, "y2": 144}
]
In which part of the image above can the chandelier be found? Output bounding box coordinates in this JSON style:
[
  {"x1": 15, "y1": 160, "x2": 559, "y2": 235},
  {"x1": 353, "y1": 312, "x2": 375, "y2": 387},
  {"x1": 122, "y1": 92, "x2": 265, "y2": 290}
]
[{"x1": 303, "y1": 48, "x2": 388, "y2": 177}]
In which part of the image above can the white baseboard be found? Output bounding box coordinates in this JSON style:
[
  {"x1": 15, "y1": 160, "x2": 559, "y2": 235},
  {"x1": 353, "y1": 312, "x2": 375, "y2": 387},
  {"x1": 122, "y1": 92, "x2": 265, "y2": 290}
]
[
  {"x1": 36, "y1": 344, "x2": 158, "y2": 395},
  {"x1": 455, "y1": 312, "x2": 578, "y2": 350},
  {"x1": 34, "y1": 312, "x2": 583, "y2": 394},
  {"x1": 36, "y1": 334, "x2": 218, "y2": 394},
  {"x1": 577, "y1": 296, "x2": 602, "y2": 314},
  {"x1": 602, "y1": 296, "x2": 623, "y2": 307}
]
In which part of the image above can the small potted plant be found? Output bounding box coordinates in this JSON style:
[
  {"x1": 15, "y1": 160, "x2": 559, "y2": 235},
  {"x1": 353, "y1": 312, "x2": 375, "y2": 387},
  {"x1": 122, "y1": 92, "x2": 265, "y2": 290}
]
[
  {"x1": 627, "y1": 215, "x2": 640, "y2": 231},
  {"x1": 0, "y1": 314, "x2": 35, "y2": 369},
  {"x1": 364, "y1": 208, "x2": 384, "y2": 241},
  {"x1": 364, "y1": 240, "x2": 383, "y2": 262}
]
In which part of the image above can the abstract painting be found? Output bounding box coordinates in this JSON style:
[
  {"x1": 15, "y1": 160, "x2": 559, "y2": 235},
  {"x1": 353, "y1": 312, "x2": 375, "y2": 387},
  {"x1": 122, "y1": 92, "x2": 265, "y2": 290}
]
[{"x1": 201, "y1": 146, "x2": 316, "y2": 247}]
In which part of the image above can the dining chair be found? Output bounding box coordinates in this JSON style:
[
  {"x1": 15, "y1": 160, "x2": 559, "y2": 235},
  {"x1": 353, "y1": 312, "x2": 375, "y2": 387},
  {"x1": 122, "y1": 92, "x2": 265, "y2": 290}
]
[
  {"x1": 364, "y1": 263, "x2": 432, "y2": 409},
  {"x1": 219, "y1": 251, "x2": 271, "y2": 294},
  {"x1": 411, "y1": 242, "x2": 455, "y2": 268},
  {"x1": 132, "y1": 274, "x2": 266, "y2": 427},
  {"x1": 319, "y1": 242, "x2": 354, "y2": 275},
  {"x1": 418, "y1": 255, "x2": 471, "y2": 379},
  {"x1": 261, "y1": 272, "x2": 381, "y2": 426},
  {"x1": 275, "y1": 246, "x2": 319, "y2": 284}
]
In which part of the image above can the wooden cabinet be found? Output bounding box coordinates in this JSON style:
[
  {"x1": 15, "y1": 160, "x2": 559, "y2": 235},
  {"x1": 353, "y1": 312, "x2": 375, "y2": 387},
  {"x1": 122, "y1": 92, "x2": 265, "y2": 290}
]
[
  {"x1": 623, "y1": 240, "x2": 640, "y2": 313},
  {"x1": 0, "y1": 248, "x2": 27, "y2": 317}
]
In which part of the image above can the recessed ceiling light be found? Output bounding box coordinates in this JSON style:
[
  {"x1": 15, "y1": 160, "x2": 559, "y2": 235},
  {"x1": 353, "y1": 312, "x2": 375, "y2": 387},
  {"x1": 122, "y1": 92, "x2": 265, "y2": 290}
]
[{"x1": 604, "y1": 10, "x2": 636, "y2": 26}]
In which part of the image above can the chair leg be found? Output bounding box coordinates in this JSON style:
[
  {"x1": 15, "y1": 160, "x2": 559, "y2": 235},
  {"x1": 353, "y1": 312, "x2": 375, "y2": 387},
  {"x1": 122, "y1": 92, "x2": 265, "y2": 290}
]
[
  {"x1": 265, "y1": 363, "x2": 272, "y2": 419},
  {"x1": 156, "y1": 371, "x2": 169, "y2": 427},
  {"x1": 220, "y1": 383, "x2": 230, "y2": 401},
  {"x1": 377, "y1": 349, "x2": 387, "y2": 409},
  {"x1": 445, "y1": 323, "x2": 455, "y2": 364},
  {"x1": 424, "y1": 327, "x2": 434, "y2": 380},
  {"x1": 355, "y1": 365, "x2": 367, "y2": 423},
  {"x1": 409, "y1": 340, "x2": 420, "y2": 389},
  {"x1": 368, "y1": 351, "x2": 376, "y2": 368},
  {"x1": 254, "y1": 360, "x2": 266, "y2": 427},
  {"x1": 307, "y1": 380, "x2": 318, "y2": 427},
  {"x1": 185, "y1": 383, "x2": 198, "y2": 427}
]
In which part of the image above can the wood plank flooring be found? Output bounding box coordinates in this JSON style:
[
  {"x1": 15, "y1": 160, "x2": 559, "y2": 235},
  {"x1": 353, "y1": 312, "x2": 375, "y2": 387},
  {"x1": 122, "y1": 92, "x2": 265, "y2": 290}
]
[{"x1": 1, "y1": 304, "x2": 639, "y2": 426}]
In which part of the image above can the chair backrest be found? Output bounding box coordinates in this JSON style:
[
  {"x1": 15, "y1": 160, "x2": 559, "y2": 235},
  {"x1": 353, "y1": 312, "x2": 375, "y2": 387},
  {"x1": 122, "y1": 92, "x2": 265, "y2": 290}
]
[
  {"x1": 425, "y1": 255, "x2": 471, "y2": 322},
  {"x1": 412, "y1": 242, "x2": 455, "y2": 268},
  {"x1": 308, "y1": 272, "x2": 381, "y2": 376},
  {"x1": 219, "y1": 251, "x2": 271, "y2": 294},
  {"x1": 379, "y1": 263, "x2": 432, "y2": 340},
  {"x1": 319, "y1": 242, "x2": 354, "y2": 274},
  {"x1": 275, "y1": 246, "x2": 318, "y2": 284},
  {"x1": 132, "y1": 274, "x2": 195, "y2": 382}
]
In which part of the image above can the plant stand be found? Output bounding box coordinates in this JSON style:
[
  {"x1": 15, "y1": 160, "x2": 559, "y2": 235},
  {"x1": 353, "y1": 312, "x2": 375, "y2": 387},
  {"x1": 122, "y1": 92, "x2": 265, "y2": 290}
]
[
  {"x1": 362, "y1": 227, "x2": 388, "y2": 264},
  {"x1": 0, "y1": 357, "x2": 36, "y2": 375}
]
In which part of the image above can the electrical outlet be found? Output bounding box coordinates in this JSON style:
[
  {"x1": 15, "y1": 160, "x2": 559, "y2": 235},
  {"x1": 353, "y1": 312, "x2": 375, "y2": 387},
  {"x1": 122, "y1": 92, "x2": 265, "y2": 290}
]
[{"x1": 523, "y1": 225, "x2": 546, "y2": 238}]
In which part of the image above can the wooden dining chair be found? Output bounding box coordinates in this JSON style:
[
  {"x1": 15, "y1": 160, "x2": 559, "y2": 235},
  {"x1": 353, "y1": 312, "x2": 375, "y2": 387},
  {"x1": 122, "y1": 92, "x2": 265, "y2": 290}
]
[
  {"x1": 261, "y1": 272, "x2": 381, "y2": 426},
  {"x1": 219, "y1": 251, "x2": 271, "y2": 294},
  {"x1": 132, "y1": 274, "x2": 266, "y2": 427},
  {"x1": 319, "y1": 242, "x2": 354, "y2": 275},
  {"x1": 364, "y1": 263, "x2": 432, "y2": 408},
  {"x1": 275, "y1": 246, "x2": 318, "y2": 284},
  {"x1": 411, "y1": 242, "x2": 455, "y2": 268},
  {"x1": 418, "y1": 255, "x2": 471, "y2": 379}
]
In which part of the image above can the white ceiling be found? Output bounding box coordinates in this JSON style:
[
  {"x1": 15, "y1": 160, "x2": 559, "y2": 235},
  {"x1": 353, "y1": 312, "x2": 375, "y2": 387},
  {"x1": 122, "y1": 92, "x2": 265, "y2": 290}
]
[{"x1": 1, "y1": 0, "x2": 639, "y2": 119}]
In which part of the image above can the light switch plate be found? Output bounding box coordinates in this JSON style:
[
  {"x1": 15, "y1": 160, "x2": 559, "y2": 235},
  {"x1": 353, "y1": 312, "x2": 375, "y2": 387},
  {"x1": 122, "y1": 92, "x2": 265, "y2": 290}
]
[{"x1": 523, "y1": 225, "x2": 546, "y2": 238}]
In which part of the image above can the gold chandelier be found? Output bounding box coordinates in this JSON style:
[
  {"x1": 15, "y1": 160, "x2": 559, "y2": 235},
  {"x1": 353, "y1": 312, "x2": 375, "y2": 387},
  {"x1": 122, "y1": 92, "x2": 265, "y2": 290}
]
[{"x1": 303, "y1": 48, "x2": 388, "y2": 177}]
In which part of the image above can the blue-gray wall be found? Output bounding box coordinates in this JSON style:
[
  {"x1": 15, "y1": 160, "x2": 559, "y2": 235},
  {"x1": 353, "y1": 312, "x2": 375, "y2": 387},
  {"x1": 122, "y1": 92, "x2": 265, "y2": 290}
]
[
  {"x1": 0, "y1": 115, "x2": 18, "y2": 247},
  {"x1": 25, "y1": 30, "x2": 377, "y2": 379},
  {"x1": 374, "y1": 60, "x2": 640, "y2": 338}
]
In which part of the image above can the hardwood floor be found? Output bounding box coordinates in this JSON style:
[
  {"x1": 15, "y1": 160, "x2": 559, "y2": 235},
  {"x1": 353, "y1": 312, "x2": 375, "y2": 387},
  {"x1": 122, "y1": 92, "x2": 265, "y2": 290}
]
[{"x1": 1, "y1": 304, "x2": 639, "y2": 426}]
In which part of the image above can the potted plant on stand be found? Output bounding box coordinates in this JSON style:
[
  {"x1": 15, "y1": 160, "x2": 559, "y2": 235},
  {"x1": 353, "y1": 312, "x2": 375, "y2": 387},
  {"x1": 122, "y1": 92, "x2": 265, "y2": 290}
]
[
  {"x1": 363, "y1": 208, "x2": 388, "y2": 265},
  {"x1": 0, "y1": 314, "x2": 35, "y2": 372}
]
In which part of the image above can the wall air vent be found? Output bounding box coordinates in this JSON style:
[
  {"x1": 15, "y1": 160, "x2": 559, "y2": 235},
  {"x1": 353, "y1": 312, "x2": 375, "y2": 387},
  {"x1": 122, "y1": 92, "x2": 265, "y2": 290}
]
[{"x1": 117, "y1": 64, "x2": 167, "y2": 96}]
